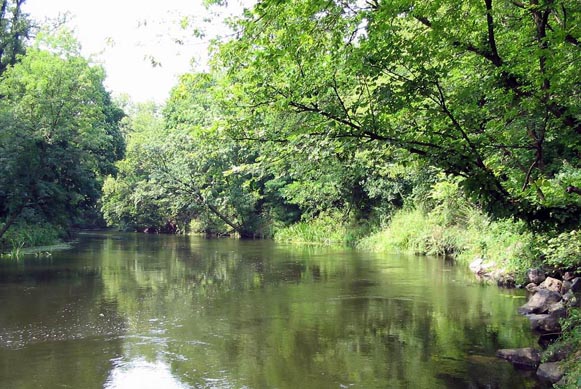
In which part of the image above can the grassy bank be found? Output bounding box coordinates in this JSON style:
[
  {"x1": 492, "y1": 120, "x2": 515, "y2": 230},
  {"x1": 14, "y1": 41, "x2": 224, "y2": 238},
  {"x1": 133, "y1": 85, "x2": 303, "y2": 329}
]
[
  {"x1": 274, "y1": 212, "x2": 352, "y2": 245},
  {"x1": 357, "y1": 207, "x2": 538, "y2": 275},
  {"x1": 0, "y1": 222, "x2": 64, "y2": 256},
  {"x1": 275, "y1": 196, "x2": 540, "y2": 279}
]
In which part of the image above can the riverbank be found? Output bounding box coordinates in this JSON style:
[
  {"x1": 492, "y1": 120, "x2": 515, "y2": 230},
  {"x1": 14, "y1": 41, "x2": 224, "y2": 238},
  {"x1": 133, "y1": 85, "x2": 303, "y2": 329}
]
[{"x1": 491, "y1": 270, "x2": 581, "y2": 387}]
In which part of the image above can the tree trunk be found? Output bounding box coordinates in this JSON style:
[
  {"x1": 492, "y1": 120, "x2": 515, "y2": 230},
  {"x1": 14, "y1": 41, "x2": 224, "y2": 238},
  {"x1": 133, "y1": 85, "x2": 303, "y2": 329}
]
[
  {"x1": 204, "y1": 202, "x2": 250, "y2": 237},
  {"x1": 0, "y1": 204, "x2": 25, "y2": 241}
]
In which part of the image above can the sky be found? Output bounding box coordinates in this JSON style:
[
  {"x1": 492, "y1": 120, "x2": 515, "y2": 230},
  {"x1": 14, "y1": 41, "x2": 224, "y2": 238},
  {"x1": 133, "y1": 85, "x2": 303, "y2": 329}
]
[{"x1": 23, "y1": 0, "x2": 251, "y2": 103}]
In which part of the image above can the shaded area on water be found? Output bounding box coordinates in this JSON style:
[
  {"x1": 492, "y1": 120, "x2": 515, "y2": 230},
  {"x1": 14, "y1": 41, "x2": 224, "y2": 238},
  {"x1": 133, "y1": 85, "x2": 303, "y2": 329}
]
[{"x1": 0, "y1": 233, "x2": 546, "y2": 388}]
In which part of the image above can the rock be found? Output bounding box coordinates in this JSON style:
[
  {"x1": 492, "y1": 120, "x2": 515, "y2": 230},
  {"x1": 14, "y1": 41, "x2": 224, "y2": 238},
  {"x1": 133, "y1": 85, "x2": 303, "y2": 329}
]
[
  {"x1": 527, "y1": 314, "x2": 561, "y2": 333},
  {"x1": 563, "y1": 290, "x2": 580, "y2": 308},
  {"x1": 496, "y1": 347, "x2": 541, "y2": 369},
  {"x1": 547, "y1": 301, "x2": 567, "y2": 318},
  {"x1": 497, "y1": 275, "x2": 516, "y2": 288},
  {"x1": 536, "y1": 362, "x2": 564, "y2": 383},
  {"x1": 563, "y1": 290, "x2": 574, "y2": 302},
  {"x1": 543, "y1": 344, "x2": 574, "y2": 362},
  {"x1": 561, "y1": 280, "x2": 572, "y2": 295},
  {"x1": 571, "y1": 277, "x2": 581, "y2": 293},
  {"x1": 538, "y1": 277, "x2": 563, "y2": 293},
  {"x1": 563, "y1": 272, "x2": 575, "y2": 281},
  {"x1": 469, "y1": 258, "x2": 495, "y2": 275},
  {"x1": 527, "y1": 268, "x2": 546, "y2": 284},
  {"x1": 538, "y1": 333, "x2": 560, "y2": 349},
  {"x1": 525, "y1": 283, "x2": 538, "y2": 293},
  {"x1": 518, "y1": 289, "x2": 562, "y2": 314},
  {"x1": 469, "y1": 258, "x2": 484, "y2": 274}
]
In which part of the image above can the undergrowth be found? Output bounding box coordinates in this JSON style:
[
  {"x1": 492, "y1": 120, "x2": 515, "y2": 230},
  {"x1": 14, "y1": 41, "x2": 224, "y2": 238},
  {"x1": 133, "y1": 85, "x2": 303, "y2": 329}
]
[
  {"x1": 274, "y1": 212, "x2": 352, "y2": 245},
  {"x1": 1, "y1": 222, "x2": 63, "y2": 255},
  {"x1": 357, "y1": 206, "x2": 537, "y2": 272}
]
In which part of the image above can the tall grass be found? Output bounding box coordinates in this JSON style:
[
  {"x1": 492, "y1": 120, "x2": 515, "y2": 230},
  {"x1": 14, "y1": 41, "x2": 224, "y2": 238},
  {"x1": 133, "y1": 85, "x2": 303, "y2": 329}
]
[
  {"x1": 1, "y1": 222, "x2": 63, "y2": 254},
  {"x1": 357, "y1": 204, "x2": 537, "y2": 272},
  {"x1": 274, "y1": 212, "x2": 351, "y2": 245}
]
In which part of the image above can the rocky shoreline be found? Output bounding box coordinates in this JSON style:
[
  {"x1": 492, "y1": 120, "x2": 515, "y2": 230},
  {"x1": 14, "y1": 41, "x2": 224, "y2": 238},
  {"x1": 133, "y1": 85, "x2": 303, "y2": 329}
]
[{"x1": 470, "y1": 259, "x2": 580, "y2": 386}]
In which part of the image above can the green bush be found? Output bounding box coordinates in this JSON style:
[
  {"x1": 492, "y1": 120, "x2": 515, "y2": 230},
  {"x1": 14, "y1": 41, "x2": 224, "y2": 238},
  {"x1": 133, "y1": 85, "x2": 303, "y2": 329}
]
[
  {"x1": 1, "y1": 222, "x2": 63, "y2": 252},
  {"x1": 274, "y1": 212, "x2": 350, "y2": 245},
  {"x1": 542, "y1": 230, "x2": 581, "y2": 270},
  {"x1": 357, "y1": 208, "x2": 430, "y2": 254},
  {"x1": 358, "y1": 206, "x2": 536, "y2": 272}
]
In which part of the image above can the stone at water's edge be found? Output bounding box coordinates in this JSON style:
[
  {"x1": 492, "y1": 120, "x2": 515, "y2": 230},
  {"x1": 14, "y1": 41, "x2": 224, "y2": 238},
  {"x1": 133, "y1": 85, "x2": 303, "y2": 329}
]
[
  {"x1": 496, "y1": 348, "x2": 541, "y2": 369},
  {"x1": 527, "y1": 314, "x2": 561, "y2": 333},
  {"x1": 536, "y1": 362, "x2": 564, "y2": 383},
  {"x1": 527, "y1": 268, "x2": 546, "y2": 285},
  {"x1": 547, "y1": 301, "x2": 567, "y2": 317},
  {"x1": 525, "y1": 282, "x2": 538, "y2": 293},
  {"x1": 571, "y1": 277, "x2": 581, "y2": 293},
  {"x1": 499, "y1": 270, "x2": 578, "y2": 385},
  {"x1": 561, "y1": 280, "x2": 572, "y2": 294},
  {"x1": 469, "y1": 257, "x2": 495, "y2": 275},
  {"x1": 518, "y1": 289, "x2": 562, "y2": 314},
  {"x1": 538, "y1": 277, "x2": 563, "y2": 293}
]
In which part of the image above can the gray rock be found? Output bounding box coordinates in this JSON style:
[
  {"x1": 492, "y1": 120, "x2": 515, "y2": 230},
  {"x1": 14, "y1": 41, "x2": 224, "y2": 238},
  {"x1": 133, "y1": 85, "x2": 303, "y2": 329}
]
[
  {"x1": 548, "y1": 301, "x2": 567, "y2": 318},
  {"x1": 527, "y1": 268, "x2": 546, "y2": 284},
  {"x1": 525, "y1": 283, "x2": 538, "y2": 293},
  {"x1": 538, "y1": 276, "x2": 563, "y2": 293},
  {"x1": 563, "y1": 290, "x2": 574, "y2": 301},
  {"x1": 561, "y1": 280, "x2": 572, "y2": 295},
  {"x1": 537, "y1": 362, "x2": 564, "y2": 383},
  {"x1": 497, "y1": 274, "x2": 516, "y2": 288},
  {"x1": 563, "y1": 290, "x2": 580, "y2": 307},
  {"x1": 544, "y1": 344, "x2": 573, "y2": 362},
  {"x1": 571, "y1": 277, "x2": 581, "y2": 293},
  {"x1": 518, "y1": 289, "x2": 562, "y2": 314},
  {"x1": 469, "y1": 257, "x2": 495, "y2": 275},
  {"x1": 496, "y1": 347, "x2": 541, "y2": 369},
  {"x1": 469, "y1": 258, "x2": 484, "y2": 274},
  {"x1": 527, "y1": 314, "x2": 561, "y2": 333}
]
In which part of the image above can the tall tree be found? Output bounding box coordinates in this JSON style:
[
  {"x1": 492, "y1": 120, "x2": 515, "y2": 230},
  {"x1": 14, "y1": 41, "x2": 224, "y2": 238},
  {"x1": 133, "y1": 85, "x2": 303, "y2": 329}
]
[
  {"x1": 102, "y1": 73, "x2": 278, "y2": 237},
  {"x1": 0, "y1": 32, "x2": 124, "y2": 239},
  {"x1": 0, "y1": 0, "x2": 29, "y2": 76}
]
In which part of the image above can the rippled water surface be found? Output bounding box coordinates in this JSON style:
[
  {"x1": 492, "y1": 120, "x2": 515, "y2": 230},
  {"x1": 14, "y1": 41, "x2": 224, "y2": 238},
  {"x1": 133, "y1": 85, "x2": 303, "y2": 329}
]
[{"x1": 0, "y1": 233, "x2": 544, "y2": 388}]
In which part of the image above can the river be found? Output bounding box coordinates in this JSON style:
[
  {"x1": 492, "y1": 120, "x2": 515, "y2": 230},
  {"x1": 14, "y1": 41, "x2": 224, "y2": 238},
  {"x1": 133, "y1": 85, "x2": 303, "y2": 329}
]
[{"x1": 0, "y1": 232, "x2": 545, "y2": 388}]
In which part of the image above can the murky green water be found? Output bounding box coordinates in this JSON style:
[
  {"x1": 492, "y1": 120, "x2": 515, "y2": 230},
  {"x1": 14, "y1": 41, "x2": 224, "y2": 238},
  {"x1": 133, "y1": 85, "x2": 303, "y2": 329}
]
[{"x1": 0, "y1": 233, "x2": 544, "y2": 388}]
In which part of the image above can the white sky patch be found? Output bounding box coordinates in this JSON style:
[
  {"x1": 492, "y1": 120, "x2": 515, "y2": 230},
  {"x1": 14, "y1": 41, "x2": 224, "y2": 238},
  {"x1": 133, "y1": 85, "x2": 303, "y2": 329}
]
[{"x1": 23, "y1": 0, "x2": 252, "y2": 103}]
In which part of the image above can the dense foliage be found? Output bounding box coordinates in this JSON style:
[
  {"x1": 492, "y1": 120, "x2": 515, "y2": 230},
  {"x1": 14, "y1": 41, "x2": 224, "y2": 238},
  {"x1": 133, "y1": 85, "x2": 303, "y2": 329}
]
[
  {"x1": 101, "y1": 0, "x2": 580, "y2": 244},
  {"x1": 0, "y1": 24, "x2": 124, "y2": 246},
  {"x1": 102, "y1": 74, "x2": 279, "y2": 237},
  {"x1": 215, "y1": 0, "x2": 580, "y2": 226}
]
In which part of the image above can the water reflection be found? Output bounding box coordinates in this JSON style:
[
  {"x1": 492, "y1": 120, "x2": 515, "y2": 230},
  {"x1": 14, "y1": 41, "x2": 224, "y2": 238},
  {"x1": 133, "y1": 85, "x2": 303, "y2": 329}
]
[
  {"x1": 0, "y1": 233, "x2": 545, "y2": 388},
  {"x1": 105, "y1": 358, "x2": 189, "y2": 389}
]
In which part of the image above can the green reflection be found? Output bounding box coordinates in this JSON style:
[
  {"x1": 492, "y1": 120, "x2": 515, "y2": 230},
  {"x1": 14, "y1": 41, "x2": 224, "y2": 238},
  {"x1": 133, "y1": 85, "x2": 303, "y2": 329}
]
[{"x1": 0, "y1": 234, "x2": 543, "y2": 388}]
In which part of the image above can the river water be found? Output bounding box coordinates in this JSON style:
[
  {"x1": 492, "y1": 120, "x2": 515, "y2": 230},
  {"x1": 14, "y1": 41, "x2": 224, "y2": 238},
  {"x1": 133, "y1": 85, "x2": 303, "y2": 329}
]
[{"x1": 0, "y1": 232, "x2": 544, "y2": 388}]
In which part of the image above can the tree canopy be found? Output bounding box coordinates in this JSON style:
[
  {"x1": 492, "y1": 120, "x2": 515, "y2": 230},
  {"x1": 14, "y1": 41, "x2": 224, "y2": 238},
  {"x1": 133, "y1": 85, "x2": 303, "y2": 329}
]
[
  {"x1": 98, "y1": 0, "x2": 580, "y2": 239},
  {"x1": 0, "y1": 29, "x2": 124, "y2": 241},
  {"x1": 212, "y1": 0, "x2": 580, "y2": 227}
]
